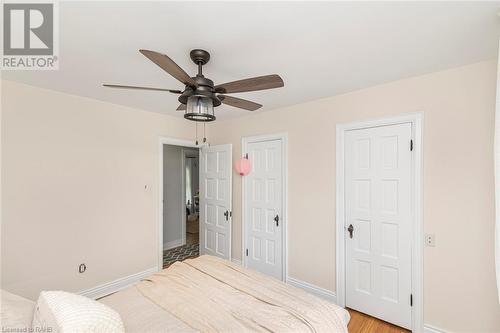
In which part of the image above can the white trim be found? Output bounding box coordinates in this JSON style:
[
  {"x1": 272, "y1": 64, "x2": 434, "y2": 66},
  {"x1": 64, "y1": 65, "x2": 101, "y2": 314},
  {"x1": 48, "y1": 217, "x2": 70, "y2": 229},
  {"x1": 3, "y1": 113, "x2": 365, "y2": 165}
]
[
  {"x1": 163, "y1": 238, "x2": 183, "y2": 250},
  {"x1": 231, "y1": 258, "x2": 242, "y2": 265},
  {"x1": 79, "y1": 267, "x2": 157, "y2": 300},
  {"x1": 158, "y1": 137, "x2": 200, "y2": 271},
  {"x1": 423, "y1": 325, "x2": 448, "y2": 333},
  {"x1": 241, "y1": 133, "x2": 288, "y2": 281},
  {"x1": 181, "y1": 148, "x2": 188, "y2": 246},
  {"x1": 286, "y1": 276, "x2": 337, "y2": 304},
  {"x1": 335, "y1": 113, "x2": 424, "y2": 332}
]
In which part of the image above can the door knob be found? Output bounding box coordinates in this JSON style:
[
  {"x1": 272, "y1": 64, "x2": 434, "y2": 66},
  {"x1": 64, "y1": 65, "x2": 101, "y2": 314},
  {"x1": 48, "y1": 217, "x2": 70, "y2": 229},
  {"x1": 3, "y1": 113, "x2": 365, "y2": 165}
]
[
  {"x1": 348, "y1": 224, "x2": 354, "y2": 238},
  {"x1": 224, "y1": 210, "x2": 229, "y2": 221},
  {"x1": 274, "y1": 214, "x2": 279, "y2": 227}
]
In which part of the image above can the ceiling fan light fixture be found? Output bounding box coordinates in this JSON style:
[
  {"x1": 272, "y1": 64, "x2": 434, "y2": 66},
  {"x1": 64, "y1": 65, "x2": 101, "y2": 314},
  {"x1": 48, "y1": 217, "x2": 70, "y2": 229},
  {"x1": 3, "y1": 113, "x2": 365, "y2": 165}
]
[
  {"x1": 104, "y1": 49, "x2": 284, "y2": 121},
  {"x1": 184, "y1": 95, "x2": 215, "y2": 122}
]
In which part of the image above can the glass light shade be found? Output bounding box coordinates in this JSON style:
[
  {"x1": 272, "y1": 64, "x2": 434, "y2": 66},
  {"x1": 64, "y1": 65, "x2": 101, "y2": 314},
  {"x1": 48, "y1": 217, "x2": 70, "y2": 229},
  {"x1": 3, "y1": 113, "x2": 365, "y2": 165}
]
[{"x1": 184, "y1": 96, "x2": 215, "y2": 122}]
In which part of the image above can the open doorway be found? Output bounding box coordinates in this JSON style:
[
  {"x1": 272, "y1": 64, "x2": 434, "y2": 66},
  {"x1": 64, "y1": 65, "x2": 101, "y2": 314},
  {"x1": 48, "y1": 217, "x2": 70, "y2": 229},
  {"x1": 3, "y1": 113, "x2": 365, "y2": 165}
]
[{"x1": 162, "y1": 144, "x2": 200, "y2": 268}]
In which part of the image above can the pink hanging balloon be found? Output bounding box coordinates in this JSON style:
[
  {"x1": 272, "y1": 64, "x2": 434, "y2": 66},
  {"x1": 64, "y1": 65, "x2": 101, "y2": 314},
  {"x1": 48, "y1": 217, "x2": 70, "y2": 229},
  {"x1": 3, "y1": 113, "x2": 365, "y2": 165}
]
[{"x1": 235, "y1": 158, "x2": 252, "y2": 176}]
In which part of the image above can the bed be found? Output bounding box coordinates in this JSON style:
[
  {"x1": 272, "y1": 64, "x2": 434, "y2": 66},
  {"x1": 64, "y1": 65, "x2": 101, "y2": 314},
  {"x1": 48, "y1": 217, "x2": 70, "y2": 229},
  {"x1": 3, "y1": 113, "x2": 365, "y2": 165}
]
[{"x1": 100, "y1": 255, "x2": 350, "y2": 332}]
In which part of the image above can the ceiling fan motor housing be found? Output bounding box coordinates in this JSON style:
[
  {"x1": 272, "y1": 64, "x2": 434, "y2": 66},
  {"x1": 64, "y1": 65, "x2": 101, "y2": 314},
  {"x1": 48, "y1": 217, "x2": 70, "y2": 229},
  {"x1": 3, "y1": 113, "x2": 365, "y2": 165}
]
[{"x1": 178, "y1": 76, "x2": 221, "y2": 107}]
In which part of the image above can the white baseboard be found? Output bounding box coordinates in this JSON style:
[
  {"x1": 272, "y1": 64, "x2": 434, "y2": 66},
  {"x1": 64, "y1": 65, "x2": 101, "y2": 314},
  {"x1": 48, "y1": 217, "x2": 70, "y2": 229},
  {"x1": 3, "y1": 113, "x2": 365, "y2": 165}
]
[
  {"x1": 231, "y1": 258, "x2": 242, "y2": 265},
  {"x1": 163, "y1": 238, "x2": 183, "y2": 250},
  {"x1": 286, "y1": 276, "x2": 337, "y2": 304},
  {"x1": 283, "y1": 275, "x2": 446, "y2": 333},
  {"x1": 424, "y1": 324, "x2": 447, "y2": 333},
  {"x1": 79, "y1": 267, "x2": 157, "y2": 299}
]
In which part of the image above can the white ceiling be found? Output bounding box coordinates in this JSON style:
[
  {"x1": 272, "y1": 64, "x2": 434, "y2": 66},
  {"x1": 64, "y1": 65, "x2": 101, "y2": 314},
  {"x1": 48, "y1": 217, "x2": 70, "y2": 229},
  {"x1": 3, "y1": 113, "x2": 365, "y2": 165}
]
[{"x1": 3, "y1": 1, "x2": 500, "y2": 120}]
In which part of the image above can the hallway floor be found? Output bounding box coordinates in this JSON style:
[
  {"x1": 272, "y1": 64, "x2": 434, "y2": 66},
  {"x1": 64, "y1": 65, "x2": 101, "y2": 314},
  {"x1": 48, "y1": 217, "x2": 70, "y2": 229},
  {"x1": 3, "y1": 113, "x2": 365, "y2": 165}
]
[
  {"x1": 163, "y1": 215, "x2": 200, "y2": 268},
  {"x1": 162, "y1": 243, "x2": 199, "y2": 268}
]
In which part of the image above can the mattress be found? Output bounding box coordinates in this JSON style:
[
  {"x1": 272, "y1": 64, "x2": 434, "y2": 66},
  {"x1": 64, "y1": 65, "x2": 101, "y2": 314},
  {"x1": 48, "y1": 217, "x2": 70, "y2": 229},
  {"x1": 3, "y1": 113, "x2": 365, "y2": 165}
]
[{"x1": 101, "y1": 255, "x2": 349, "y2": 333}]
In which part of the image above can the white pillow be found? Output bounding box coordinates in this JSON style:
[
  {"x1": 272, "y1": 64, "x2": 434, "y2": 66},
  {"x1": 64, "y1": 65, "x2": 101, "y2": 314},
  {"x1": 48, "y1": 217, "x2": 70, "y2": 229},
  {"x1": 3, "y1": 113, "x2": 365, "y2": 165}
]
[
  {"x1": 32, "y1": 291, "x2": 124, "y2": 333},
  {"x1": 0, "y1": 289, "x2": 35, "y2": 330}
]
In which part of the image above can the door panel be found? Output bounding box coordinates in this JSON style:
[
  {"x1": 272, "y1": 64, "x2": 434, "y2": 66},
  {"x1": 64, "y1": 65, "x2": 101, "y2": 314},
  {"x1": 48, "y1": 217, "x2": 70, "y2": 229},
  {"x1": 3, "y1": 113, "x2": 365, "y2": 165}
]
[
  {"x1": 200, "y1": 144, "x2": 232, "y2": 260},
  {"x1": 345, "y1": 123, "x2": 412, "y2": 329},
  {"x1": 245, "y1": 139, "x2": 283, "y2": 280}
]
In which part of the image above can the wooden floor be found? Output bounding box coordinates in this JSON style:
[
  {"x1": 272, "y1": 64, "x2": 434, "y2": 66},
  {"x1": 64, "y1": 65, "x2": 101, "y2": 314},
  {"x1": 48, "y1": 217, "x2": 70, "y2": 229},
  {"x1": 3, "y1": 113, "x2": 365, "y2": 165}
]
[
  {"x1": 186, "y1": 216, "x2": 199, "y2": 245},
  {"x1": 347, "y1": 308, "x2": 411, "y2": 333}
]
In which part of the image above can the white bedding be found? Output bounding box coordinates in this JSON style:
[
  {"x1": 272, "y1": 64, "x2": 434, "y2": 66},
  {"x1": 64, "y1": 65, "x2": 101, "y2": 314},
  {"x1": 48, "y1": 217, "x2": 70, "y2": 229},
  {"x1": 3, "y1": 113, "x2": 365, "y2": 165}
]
[
  {"x1": 101, "y1": 287, "x2": 195, "y2": 333},
  {"x1": 101, "y1": 255, "x2": 349, "y2": 333},
  {"x1": 0, "y1": 289, "x2": 35, "y2": 331}
]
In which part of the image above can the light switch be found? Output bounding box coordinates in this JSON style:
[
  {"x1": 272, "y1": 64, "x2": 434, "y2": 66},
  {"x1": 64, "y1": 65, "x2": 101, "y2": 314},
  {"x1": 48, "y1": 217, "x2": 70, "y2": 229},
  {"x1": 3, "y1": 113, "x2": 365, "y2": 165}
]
[{"x1": 425, "y1": 234, "x2": 436, "y2": 247}]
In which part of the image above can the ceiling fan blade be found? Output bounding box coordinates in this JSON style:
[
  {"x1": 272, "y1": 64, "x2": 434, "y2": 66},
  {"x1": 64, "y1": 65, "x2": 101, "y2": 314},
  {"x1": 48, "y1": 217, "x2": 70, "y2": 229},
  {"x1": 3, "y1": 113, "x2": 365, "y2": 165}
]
[
  {"x1": 103, "y1": 84, "x2": 182, "y2": 93},
  {"x1": 176, "y1": 104, "x2": 186, "y2": 111},
  {"x1": 139, "y1": 49, "x2": 196, "y2": 87},
  {"x1": 219, "y1": 95, "x2": 262, "y2": 111},
  {"x1": 215, "y1": 74, "x2": 284, "y2": 94}
]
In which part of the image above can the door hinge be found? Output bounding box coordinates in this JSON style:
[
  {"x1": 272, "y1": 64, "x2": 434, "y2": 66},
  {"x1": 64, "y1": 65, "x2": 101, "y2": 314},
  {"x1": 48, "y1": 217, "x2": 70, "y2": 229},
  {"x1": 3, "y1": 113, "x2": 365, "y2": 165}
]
[
  {"x1": 410, "y1": 139, "x2": 414, "y2": 151},
  {"x1": 410, "y1": 294, "x2": 413, "y2": 307},
  {"x1": 246, "y1": 249, "x2": 249, "y2": 256}
]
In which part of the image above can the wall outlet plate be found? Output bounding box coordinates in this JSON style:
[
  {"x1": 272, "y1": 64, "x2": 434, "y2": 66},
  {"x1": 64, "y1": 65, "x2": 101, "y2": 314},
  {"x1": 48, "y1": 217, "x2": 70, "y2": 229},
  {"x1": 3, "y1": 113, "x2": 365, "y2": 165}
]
[{"x1": 425, "y1": 234, "x2": 436, "y2": 247}]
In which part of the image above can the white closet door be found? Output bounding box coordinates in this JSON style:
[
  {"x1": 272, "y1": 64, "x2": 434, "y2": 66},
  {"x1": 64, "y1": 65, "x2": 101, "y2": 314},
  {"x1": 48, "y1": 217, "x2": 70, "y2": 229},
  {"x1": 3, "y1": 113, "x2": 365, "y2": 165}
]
[
  {"x1": 245, "y1": 139, "x2": 283, "y2": 280},
  {"x1": 199, "y1": 144, "x2": 232, "y2": 260},
  {"x1": 345, "y1": 123, "x2": 412, "y2": 329}
]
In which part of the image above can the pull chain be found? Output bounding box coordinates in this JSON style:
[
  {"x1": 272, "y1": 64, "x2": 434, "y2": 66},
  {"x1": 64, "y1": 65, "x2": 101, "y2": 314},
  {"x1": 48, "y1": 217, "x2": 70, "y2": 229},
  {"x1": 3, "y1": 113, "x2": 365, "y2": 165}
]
[
  {"x1": 195, "y1": 122, "x2": 198, "y2": 146},
  {"x1": 203, "y1": 123, "x2": 207, "y2": 144}
]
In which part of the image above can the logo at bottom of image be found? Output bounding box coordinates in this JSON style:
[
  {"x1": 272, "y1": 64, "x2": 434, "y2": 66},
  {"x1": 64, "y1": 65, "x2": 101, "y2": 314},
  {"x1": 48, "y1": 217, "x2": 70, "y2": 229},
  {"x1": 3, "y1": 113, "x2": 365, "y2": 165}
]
[{"x1": 2, "y1": 2, "x2": 59, "y2": 70}]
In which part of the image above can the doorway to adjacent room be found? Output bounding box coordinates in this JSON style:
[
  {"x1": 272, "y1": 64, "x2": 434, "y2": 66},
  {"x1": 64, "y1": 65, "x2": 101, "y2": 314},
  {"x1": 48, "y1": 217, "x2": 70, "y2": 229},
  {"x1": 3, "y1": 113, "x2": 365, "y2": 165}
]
[{"x1": 161, "y1": 143, "x2": 200, "y2": 268}]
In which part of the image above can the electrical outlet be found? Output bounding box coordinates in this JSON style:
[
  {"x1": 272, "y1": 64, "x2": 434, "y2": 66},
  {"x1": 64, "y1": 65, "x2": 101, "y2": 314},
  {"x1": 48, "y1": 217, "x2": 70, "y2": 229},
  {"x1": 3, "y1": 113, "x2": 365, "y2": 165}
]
[{"x1": 425, "y1": 234, "x2": 436, "y2": 247}]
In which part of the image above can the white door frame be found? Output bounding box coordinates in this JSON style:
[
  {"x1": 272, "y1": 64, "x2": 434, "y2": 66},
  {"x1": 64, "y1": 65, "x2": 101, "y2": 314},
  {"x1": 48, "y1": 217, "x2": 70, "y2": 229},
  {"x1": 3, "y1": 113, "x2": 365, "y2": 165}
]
[
  {"x1": 241, "y1": 133, "x2": 288, "y2": 281},
  {"x1": 180, "y1": 148, "x2": 188, "y2": 246},
  {"x1": 158, "y1": 137, "x2": 200, "y2": 271},
  {"x1": 336, "y1": 113, "x2": 423, "y2": 332}
]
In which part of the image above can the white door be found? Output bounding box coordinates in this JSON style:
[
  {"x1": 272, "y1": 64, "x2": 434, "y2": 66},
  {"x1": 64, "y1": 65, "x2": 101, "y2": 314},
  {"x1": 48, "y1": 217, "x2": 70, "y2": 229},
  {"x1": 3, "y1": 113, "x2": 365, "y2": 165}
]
[
  {"x1": 244, "y1": 139, "x2": 284, "y2": 280},
  {"x1": 200, "y1": 144, "x2": 232, "y2": 260},
  {"x1": 345, "y1": 123, "x2": 412, "y2": 329}
]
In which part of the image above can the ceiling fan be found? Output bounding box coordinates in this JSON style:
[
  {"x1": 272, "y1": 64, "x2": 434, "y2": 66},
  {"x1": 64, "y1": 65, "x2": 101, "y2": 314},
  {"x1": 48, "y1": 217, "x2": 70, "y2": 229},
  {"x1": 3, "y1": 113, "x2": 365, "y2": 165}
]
[{"x1": 103, "y1": 49, "x2": 284, "y2": 122}]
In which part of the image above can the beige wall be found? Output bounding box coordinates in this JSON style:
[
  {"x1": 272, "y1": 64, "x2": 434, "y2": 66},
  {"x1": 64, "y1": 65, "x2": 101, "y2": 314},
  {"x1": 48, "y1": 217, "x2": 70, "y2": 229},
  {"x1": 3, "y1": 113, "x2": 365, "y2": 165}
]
[
  {"x1": 209, "y1": 60, "x2": 500, "y2": 332},
  {"x1": 1, "y1": 80, "x2": 194, "y2": 300}
]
